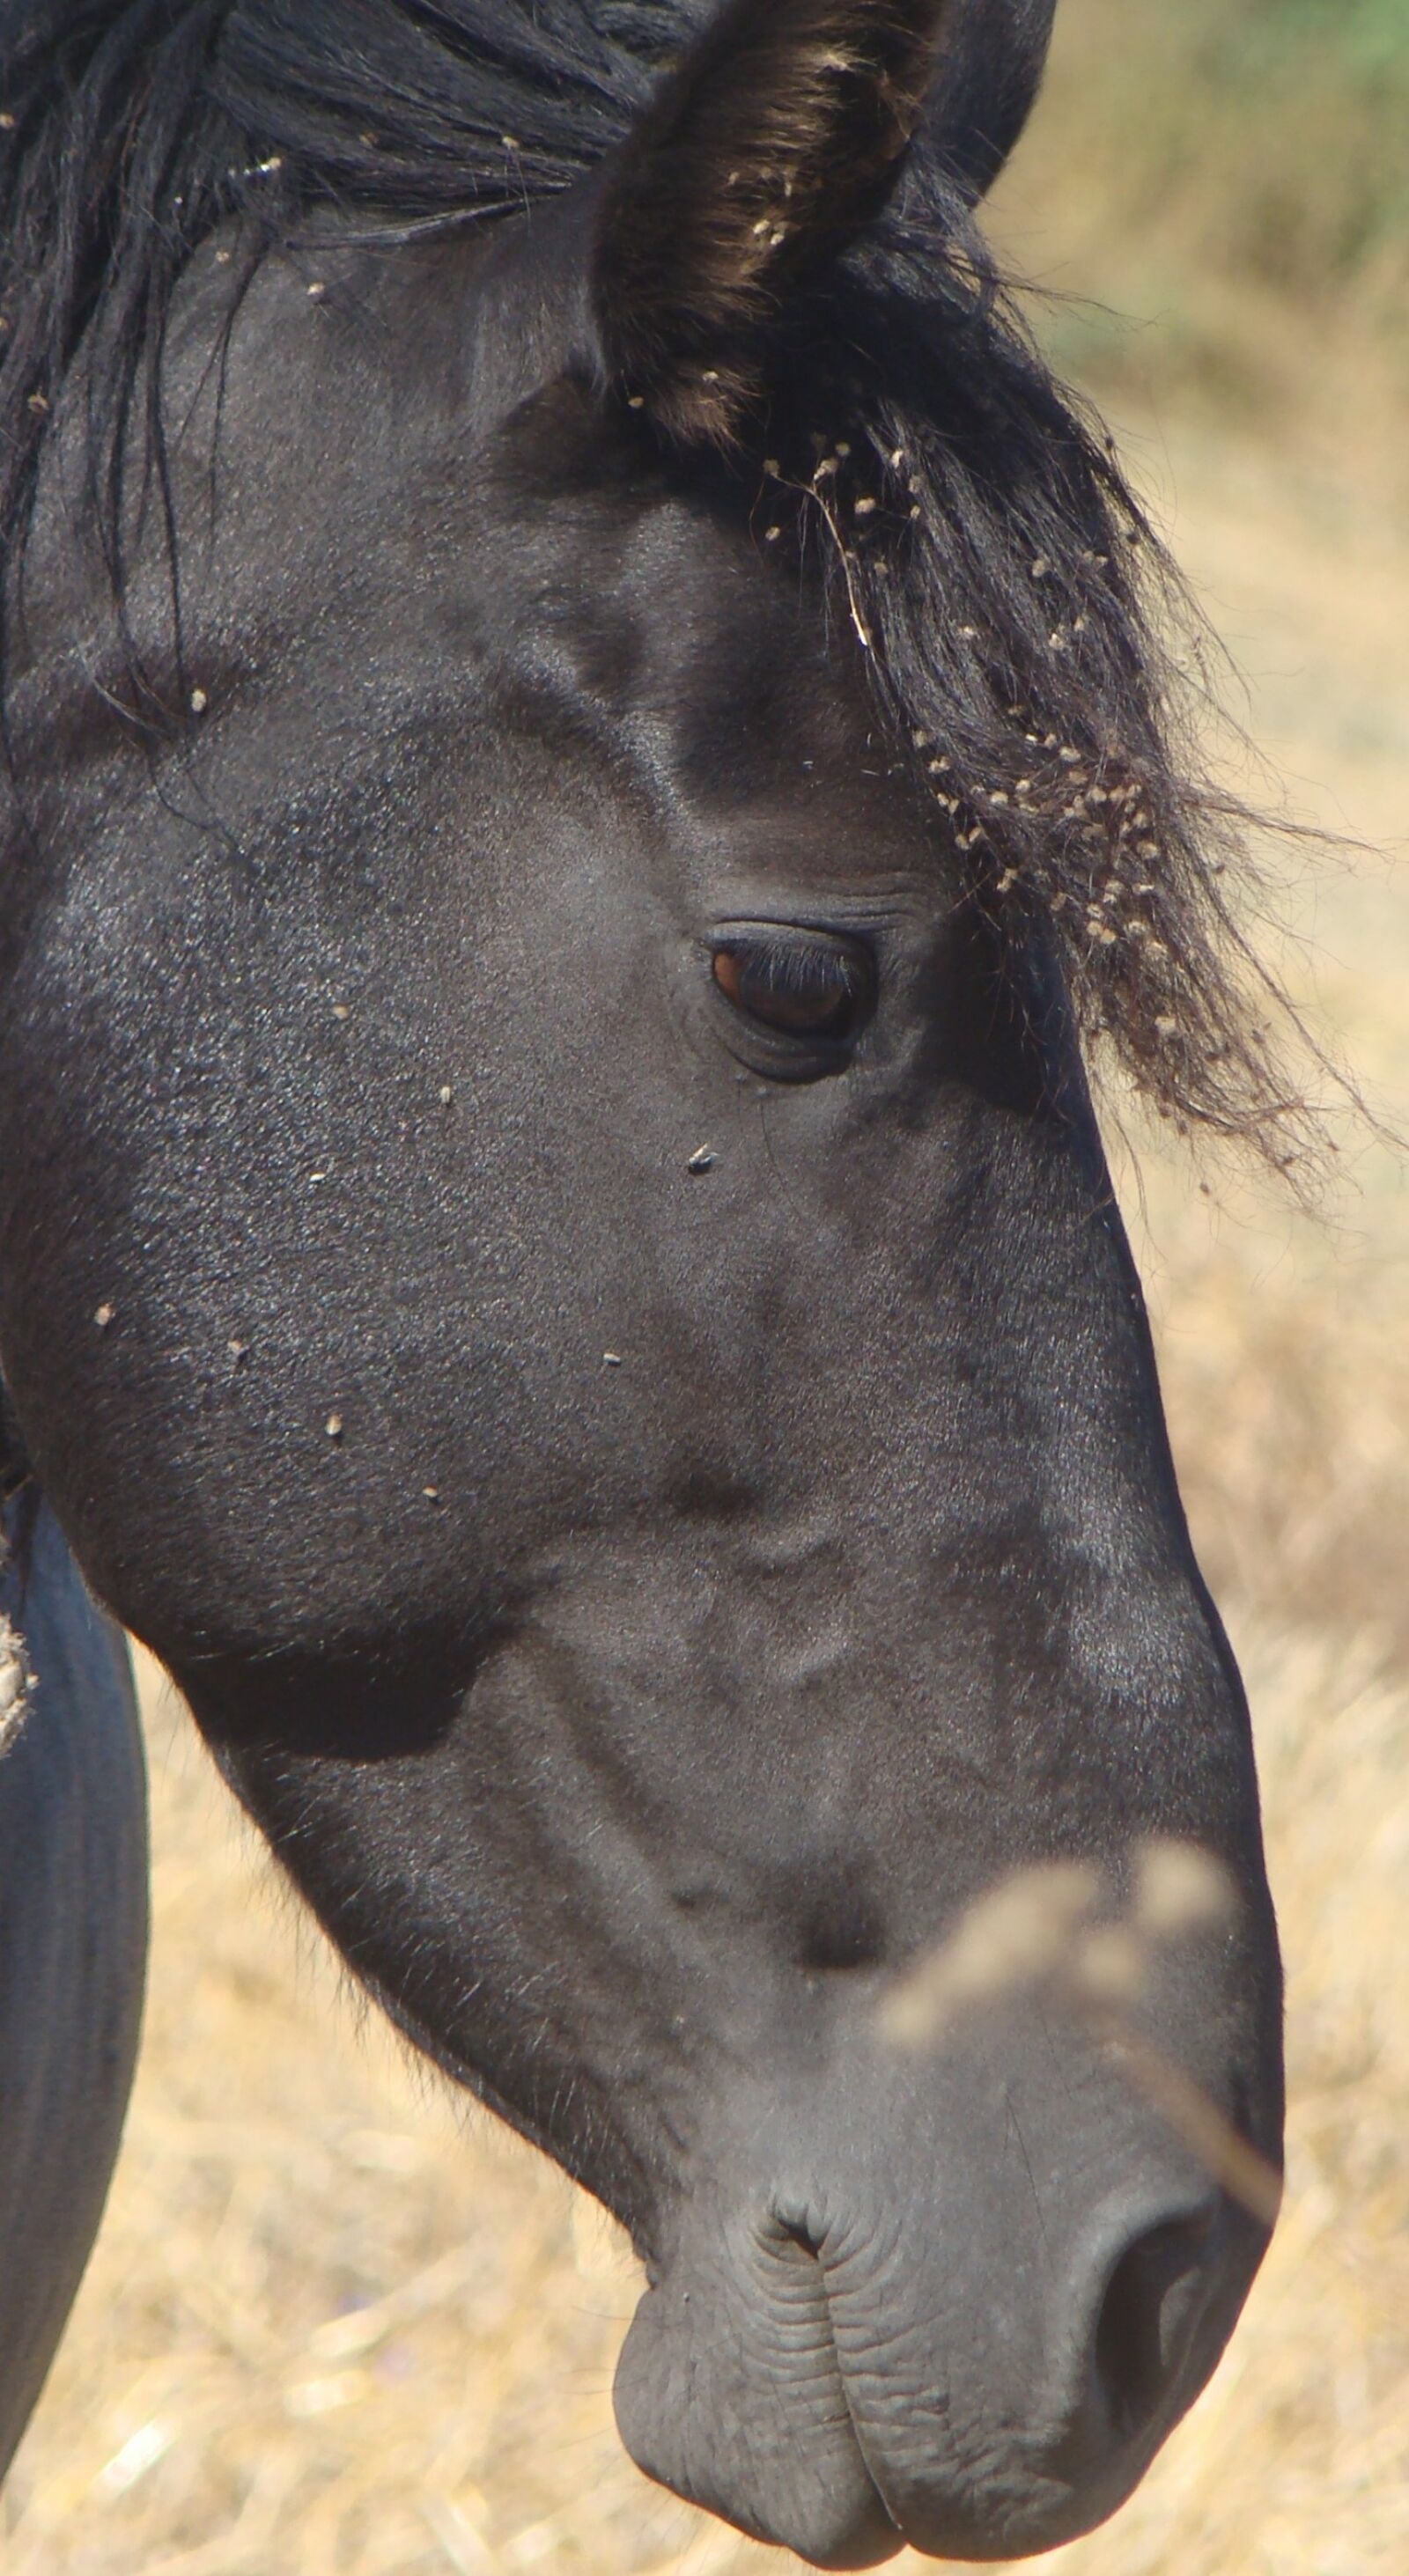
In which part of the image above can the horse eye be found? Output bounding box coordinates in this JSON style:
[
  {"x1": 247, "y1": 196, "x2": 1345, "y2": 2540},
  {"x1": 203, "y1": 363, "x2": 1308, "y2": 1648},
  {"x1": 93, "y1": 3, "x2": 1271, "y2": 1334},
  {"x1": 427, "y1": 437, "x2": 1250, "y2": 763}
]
[{"x1": 712, "y1": 936, "x2": 870, "y2": 1042}]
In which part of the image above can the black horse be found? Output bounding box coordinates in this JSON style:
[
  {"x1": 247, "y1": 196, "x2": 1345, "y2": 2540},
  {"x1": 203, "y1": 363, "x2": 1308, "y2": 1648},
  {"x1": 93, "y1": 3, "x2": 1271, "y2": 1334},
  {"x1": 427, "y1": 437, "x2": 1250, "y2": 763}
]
[{"x1": 0, "y1": 3, "x2": 1289, "y2": 2563}]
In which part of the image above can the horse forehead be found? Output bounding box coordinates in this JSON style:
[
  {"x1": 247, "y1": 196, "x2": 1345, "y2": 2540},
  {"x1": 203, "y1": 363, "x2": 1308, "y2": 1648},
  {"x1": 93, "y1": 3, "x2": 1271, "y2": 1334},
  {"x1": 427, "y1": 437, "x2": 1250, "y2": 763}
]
[
  {"x1": 150, "y1": 235, "x2": 751, "y2": 600},
  {"x1": 160, "y1": 252, "x2": 760, "y2": 644},
  {"x1": 33, "y1": 240, "x2": 893, "y2": 816}
]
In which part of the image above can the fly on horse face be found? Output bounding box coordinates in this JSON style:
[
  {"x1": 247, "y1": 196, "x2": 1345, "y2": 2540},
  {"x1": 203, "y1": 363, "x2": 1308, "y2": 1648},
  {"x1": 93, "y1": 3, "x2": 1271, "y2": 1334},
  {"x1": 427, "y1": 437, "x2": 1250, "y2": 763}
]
[{"x1": 0, "y1": 2, "x2": 1292, "y2": 2562}]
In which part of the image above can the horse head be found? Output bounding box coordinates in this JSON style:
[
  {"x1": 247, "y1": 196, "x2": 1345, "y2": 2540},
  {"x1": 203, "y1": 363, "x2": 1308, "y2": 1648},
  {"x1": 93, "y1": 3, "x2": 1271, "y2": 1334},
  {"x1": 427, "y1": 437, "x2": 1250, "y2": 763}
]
[{"x1": 0, "y1": 4, "x2": 1281, "y2": 2558}]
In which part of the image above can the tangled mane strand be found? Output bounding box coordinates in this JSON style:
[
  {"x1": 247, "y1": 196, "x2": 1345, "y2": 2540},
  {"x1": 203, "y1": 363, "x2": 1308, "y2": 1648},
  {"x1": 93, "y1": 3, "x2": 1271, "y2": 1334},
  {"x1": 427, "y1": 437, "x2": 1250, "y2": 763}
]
[{"x1": 753, "y1": 168, "x2": 1329, "y2": 1175}]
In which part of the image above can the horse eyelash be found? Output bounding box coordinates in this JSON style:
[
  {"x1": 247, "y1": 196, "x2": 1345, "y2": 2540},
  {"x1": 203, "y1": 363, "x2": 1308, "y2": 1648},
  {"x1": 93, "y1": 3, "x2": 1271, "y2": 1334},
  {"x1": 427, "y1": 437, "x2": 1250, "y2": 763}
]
[{"x1": 725, "y1": 933, "x2": 867, "y2": 999}]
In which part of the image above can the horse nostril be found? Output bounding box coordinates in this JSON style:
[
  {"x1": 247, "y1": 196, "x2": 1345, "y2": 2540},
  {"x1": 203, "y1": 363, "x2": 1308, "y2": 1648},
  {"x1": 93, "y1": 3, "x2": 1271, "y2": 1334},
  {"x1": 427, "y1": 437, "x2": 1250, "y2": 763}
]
[
  {"x1": 786, "y1": 1857, "x2": 886, "y2": 1977},
  {"x1": 1090, "y1": 2204, "x2": 1221, "y2": 2446},
  {"x1": 798, "y1": 1896, "x2": 884, "y2": 1976}
]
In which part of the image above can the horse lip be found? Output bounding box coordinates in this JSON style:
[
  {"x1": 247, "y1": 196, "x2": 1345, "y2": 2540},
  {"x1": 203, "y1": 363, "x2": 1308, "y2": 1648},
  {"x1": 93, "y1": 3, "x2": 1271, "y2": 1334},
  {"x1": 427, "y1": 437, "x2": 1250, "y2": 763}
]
[
  {"x1": 614, "y1": 2211, "x2": 906, "y2": 2568},
  {"x1": 776, "y1": 2216, "x2": 906, "y2": 2568}
]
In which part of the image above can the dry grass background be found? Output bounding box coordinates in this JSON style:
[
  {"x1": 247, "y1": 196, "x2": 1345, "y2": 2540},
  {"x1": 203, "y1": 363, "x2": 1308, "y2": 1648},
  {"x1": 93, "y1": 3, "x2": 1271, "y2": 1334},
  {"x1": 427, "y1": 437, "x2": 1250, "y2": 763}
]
[{"x1": 4, "y1": 4, "x2": 1409, "y2": 2569}]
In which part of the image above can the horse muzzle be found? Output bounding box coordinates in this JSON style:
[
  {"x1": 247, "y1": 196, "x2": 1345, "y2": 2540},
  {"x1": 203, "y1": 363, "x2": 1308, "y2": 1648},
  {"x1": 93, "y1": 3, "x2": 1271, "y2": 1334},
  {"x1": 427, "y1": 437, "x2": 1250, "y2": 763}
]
[{"x1": 614, "y1": 2019, "x2": 1274, "y2": 2566}]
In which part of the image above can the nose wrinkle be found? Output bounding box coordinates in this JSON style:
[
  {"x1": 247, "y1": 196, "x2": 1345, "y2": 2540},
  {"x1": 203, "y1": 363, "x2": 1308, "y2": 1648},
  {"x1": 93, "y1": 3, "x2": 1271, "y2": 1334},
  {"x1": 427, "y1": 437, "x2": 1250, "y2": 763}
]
[
  {"x1": 614, "y1": 2199, "x2": 904, "y2": 2568},
  {"x1": 775, "y1": 2201, "x2": 963, "y2": 2539},
  {"x1": 761, "y1": 2210, "x2": 896, "y2": 2480},
  {"x1": 755, "y1": 2210, "x2": 854, "y2": 2376}
]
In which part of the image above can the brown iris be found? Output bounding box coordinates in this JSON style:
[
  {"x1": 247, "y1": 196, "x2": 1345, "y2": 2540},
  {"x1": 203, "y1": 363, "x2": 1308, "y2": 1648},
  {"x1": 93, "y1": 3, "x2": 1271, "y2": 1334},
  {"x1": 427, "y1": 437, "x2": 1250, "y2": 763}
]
[{"x1": 711, "y1": 935, "x2": 869, "y2": 1043}]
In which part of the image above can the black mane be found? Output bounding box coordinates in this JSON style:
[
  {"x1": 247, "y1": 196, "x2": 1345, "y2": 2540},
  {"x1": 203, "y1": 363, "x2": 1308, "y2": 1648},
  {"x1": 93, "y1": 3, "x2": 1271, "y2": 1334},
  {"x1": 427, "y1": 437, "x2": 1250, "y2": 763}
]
[
  {"x1": 0, "y1": 2, "x2": 701, "y2": 566},
  {"x1": 0, "y1": 0, "x2": 1317, "y2": 1166}
]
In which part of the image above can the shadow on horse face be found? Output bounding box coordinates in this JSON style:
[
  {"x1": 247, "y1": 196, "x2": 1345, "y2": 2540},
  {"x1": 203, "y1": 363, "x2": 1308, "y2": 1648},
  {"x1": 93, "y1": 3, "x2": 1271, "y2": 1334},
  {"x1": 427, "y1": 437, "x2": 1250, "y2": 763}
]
[{"x1": 0, "y1": 1, "x2": 1282, "y2": 2561}]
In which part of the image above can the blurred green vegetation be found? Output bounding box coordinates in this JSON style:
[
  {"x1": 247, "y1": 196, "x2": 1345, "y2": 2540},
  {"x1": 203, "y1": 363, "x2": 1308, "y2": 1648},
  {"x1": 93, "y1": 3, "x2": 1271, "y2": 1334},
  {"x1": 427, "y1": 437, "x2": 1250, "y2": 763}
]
[
  {"x1": 1198, "y1": 0, "x2": 1409, "y2": 291},
  {"x1": 993, "y1": 0, "x2": 1409, "y2": 416}
]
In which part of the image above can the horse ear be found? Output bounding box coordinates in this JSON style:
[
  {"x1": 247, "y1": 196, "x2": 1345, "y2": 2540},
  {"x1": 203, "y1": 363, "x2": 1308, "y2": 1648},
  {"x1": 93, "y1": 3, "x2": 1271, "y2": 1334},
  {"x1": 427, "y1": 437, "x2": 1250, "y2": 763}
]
[
  {"x1": 590, "y1": 0, "x2": 954, "y2": 444},
  {"x1": 926, "y1": 0, "x2": 1058, "y2": 203}
]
